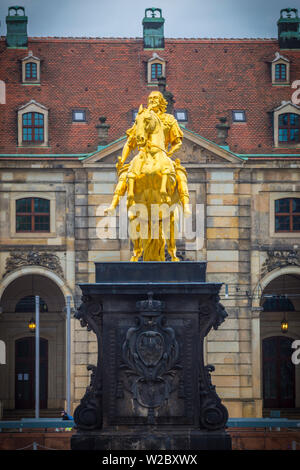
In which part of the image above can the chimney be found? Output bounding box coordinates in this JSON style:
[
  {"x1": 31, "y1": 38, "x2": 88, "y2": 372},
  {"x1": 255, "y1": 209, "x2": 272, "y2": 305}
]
[
  {"x1": 277, "y1": 8, "x2": 300, "y2": 49},
  {"x1": 96, "y1": 117, "x2": 110, "y2": 148},
  {"x1": 215, "y1": 117, "x2": 230, "y2": 147},
  {"x1": 142, "y1": 8, "x2": 165, "y2": 49},
  {"x1": 157, "y1": 76, "x2": 175, "y2": 114},
  {"x1": 6, "y1": 6, "x2": 28, "y2": 48}
]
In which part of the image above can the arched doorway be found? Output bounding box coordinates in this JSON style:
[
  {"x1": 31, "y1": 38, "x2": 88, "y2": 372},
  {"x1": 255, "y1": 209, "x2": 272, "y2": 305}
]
[
  {"x1": 15, "y1": 337, "x2": 48, "y2": 409},
  {"x1": 0, "y1": 273, "x2": 66, "y2": 414},
  {"x1": 260, "y1": 272, "x2": 300, "y2": 414}
]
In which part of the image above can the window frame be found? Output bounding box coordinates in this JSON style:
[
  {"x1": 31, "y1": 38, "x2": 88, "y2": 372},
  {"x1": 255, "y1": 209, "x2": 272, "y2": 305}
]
[
  {"x1": 273, "y1": 103, "x2": 300, "y2": 148},
  {"x1": 232, "y1": 110, "x2": 246, "y2": 123},
  {"x1": 278, "y1": 113, "x2": 300, "y2": 144},
  {"x1": 72, "y1": 109, "x2": 87, "y2": 123},
  {"x1": 275, "y1": 63, "x2": 287, "y2": 82},
  {"x1": 274, "y1": 197, "x2": 300, "y2": 233},
  {"x1": 271, "y1": 53, "x2": 290, "y2": 86},
  {"x1": 150, "y1": 62, "x2": 163, "y2": 81},
  {"x1": 25, "y1": 62, "x2": 38, "y2": 81},
  {"x1": 10, "y1": 192, "x2": 56, "y2": 239},
  {"x1": 17, "y1": 100, "x2": 49, "y2": 148},
  {"x1": 16, "y1": 197, "x2": 50, "y2": 233},
  {"x1": 22, "y1": 112, "x2": 44, "y2": 144},
  {"x1": 174, "y1": 109, "x2": 188, "y2": 122},
  {"x1": 21, "y1": 52, "x2": 41, "y2": 84},
  {"x1": 147, "y1": 53, "x2": 166, "y2": 85}
]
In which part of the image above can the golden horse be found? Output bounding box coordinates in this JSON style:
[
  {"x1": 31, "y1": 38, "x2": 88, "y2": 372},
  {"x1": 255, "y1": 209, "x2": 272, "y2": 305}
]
[
  {"x1": 126, "y1": 104, "x2": 181, "y2": 262},
  {"x1": 106, "y1": 100, "x2": 190, "y2": 262}
]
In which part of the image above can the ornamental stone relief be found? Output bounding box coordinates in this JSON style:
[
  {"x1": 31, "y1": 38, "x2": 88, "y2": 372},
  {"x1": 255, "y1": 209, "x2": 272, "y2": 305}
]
[
  {"x1": 3, "y1": 250, "x2": 64, "y2": 278},
  {"x1": 261, "y1": 249, "x2": 300, "y2": 276}
]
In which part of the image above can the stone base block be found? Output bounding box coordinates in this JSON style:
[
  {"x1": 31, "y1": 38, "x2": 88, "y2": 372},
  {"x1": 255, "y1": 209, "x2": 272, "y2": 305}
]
[{"x1": 71, "y1": 429, "x2": 232, "y2": 450}]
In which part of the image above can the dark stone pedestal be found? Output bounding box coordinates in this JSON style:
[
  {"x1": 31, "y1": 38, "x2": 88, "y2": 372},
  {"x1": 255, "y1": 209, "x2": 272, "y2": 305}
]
[{"x1": 71, "y1": 262, "x2": 232, "y2": 450}]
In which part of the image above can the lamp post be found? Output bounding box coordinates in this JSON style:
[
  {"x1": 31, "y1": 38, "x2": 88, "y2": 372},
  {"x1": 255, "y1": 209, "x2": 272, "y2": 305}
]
[
  {"x1": 35, "y1": 295, "x2": 40, "y2": 419},
  {"x1": 66, "y1": 296, "x2": 71, "y2": 416}
]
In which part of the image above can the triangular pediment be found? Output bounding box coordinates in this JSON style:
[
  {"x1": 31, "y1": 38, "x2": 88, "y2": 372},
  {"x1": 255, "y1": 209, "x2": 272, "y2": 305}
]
[{"x1": 82, "y1": 128, "x2": 243, "y2": 166}]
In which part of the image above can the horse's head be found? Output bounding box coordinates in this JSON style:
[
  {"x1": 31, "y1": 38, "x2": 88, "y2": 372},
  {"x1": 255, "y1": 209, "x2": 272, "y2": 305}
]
[{"x1": 135, "y1": 104, "x2": 157, "y2": 148}]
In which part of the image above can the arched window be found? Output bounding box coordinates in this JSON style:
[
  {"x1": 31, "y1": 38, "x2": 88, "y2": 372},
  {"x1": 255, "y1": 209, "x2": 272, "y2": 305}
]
[
  {"x1": 15, "y1": 295, "x2": 48, "y2": 313},
  {"x1": 16, "y1": 197, "x2": 50, "y2": 232},
  {"x1": 275, "y1": 197, "x2": 300, "y2": 232},
  {"x1": 22, "y1": 112, "x2": 44, "y2": 143},
  {"x1": 278, "y1": 113, "x2": 299, "y2": 143}
]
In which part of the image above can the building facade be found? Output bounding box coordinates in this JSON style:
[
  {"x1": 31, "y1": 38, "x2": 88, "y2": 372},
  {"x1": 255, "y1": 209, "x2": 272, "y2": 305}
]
[{"x1": 0, "y1": 6, "x2": 300, "y2": 418}]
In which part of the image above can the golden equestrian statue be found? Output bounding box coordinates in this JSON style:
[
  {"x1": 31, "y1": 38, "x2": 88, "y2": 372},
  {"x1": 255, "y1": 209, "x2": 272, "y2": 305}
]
[{"x1": 105, "y1": 91, "x2": 190, "y2": 262}]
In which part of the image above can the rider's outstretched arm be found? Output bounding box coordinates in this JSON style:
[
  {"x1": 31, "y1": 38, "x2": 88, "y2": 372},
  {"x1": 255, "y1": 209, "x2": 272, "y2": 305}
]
[{"x1": 120, "y1": 141, "x2": 132, "y2": 166}]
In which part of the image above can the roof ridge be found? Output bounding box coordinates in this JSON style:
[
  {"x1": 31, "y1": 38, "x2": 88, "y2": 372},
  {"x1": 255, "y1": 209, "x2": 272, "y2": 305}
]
[{"x1": 0, "y1": 36, "x2": 279, "y2": 42}]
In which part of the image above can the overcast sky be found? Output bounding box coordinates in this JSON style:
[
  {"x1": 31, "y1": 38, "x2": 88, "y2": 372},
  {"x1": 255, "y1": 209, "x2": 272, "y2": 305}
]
[{"x1": 0, "y1": 0, "x2": 295, "y2": 38}]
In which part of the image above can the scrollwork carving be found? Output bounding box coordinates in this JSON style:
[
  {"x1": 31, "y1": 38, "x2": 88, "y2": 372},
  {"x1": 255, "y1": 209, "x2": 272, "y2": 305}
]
[
  {"x1": 73, "y1": 296, "x2": 103, "y2": 430},
  {"x1": 261, "y1": 249, "x2": 300, "y2": 276},
  {"x1": 3, "y1": 250, "x2": 64, "y2": 278},
  {"x1": 73, "y1": 364, "x2": 102, "y2": 430},
  {"x1": 198, "y1": 295, "x2": 228, "y2": 431}
]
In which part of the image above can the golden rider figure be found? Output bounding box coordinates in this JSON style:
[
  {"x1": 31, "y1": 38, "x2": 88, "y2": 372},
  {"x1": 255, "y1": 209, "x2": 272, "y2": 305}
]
[{"x1": 106, "y1": 91, "x2": 190, "y2": 215}]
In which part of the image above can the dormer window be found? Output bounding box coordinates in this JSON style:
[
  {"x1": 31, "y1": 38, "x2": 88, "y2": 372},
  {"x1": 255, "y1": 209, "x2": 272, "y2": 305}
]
[
  {"x1": 271, "y1": 52, "x2": 290, "y2": 85},
  {"x1": 147, "y1": 52, "x2": 166, "y2": 84},
  {"x1": 273, "y1": 101, "x2": 300, "y2": 147},
  {"x1": 21, "y1": 51, "x2": 41, "y2": 84},
  {"x1": 18, "y1": 100, "x2": 49, "y2": 147}
]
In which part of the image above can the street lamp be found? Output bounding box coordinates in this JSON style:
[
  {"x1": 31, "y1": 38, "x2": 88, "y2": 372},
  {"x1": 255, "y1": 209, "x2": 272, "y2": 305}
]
[
  {"x1": 28, "y1": 317, "x2": 36, "y2": 332},
  {"x1": 281, "y1": 312, "x2": 289, "y2": 333}
]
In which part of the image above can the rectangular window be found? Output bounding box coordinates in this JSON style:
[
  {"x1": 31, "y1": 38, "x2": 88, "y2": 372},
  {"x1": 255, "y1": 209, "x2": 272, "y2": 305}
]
[
  {"x1": 16, "y1": 197, "x2": 50, "y2": 232},
  {"x1": 275, "y1": 198, "x2": 300, "y2": 232},
  {"x1": 22, "y1": 112, "x2": 44, "y2": 143},
  {"x1": 72, "y1": 110, "x2": 86, "y2": 122},
  {"x1": 151, "y1": 63, "x2": 162, "y2": 81},
  {"x1": 232, "y1": 110, "x2": 246, "y2": 122},
  {"x1": 174, "y1": 109, "x2": 188, "y2": 122},
  {"x1": 275, "y1": 63, "x2": 287, "y2": 81},
  {"x1": 25, "y1": 62, "x2": 37, "y2": 80},
  {"x1": 278, "y1": 113, "x2": 300, "y2": 144}
]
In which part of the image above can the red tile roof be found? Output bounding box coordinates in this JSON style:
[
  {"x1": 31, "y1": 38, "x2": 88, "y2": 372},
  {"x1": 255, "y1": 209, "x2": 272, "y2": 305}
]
[{"x1": 0, "y1": 37, "x2": 299, "y2": 155}]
